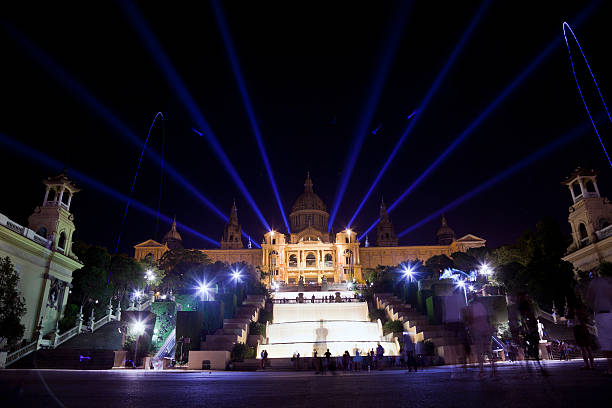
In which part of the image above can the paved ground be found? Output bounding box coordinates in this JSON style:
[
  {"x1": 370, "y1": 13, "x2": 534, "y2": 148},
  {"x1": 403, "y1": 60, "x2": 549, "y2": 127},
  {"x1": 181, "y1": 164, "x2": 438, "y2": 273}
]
[{"x1": 0, "y1": 360, "x2": 609, "y2": 408}]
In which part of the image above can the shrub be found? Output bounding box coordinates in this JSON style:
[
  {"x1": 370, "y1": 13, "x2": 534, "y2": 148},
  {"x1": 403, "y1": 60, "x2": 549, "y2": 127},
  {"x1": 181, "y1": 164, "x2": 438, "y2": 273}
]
[
  {"x1": 258, "y1": 309, "x2": 272, "y2": 324},
  {"x1": 383, "y1": 320, "x2": 404, "y2": 335},
  {"x1": 231, "y1": 343, "x2": 255, "y2": 362},
  {"x1": 249, "y1": 321, "x2": 266, "y2": 336},
  {"x1": 368, "y1": 308, "x2": 387, "y2": 323}
]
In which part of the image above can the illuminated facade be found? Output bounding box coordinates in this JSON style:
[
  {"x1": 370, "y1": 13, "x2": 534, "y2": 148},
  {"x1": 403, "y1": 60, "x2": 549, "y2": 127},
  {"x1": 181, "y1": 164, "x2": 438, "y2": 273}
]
[
  {"x1": 0, "y1": 172, "x2": 82, "y2": 342},
  {"x1": 562, "y1": 168, "x2": 612, "y2": 272},
  {"x1": 135, "y1": 174, "x2": 486, "y2": 285}
]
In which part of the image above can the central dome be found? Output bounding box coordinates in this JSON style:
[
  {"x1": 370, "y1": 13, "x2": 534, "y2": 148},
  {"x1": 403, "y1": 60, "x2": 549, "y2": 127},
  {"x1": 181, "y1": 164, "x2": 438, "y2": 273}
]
[
  {"x1": 290, "y1": 174, "x2": 329, "y2": 237},
  {"x1": 292, "y1": 174, "x2": 327, "y2": 212}
]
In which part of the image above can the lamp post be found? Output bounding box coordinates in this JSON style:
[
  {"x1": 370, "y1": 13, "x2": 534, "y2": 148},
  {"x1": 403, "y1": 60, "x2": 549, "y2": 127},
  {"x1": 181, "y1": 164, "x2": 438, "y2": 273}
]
[{"x1": 131, "y1": 320, "x2": 145, "y2": 368}]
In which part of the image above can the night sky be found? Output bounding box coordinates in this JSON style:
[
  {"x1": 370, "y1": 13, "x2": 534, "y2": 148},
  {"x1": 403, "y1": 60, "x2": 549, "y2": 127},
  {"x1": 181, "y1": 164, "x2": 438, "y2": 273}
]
[{"x1": 2, "y1": 1, "x2": 612, "y2": 255}]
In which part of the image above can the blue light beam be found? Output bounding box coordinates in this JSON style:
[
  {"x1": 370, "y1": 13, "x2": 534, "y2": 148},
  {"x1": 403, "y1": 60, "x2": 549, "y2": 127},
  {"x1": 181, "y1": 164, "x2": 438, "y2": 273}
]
[
  {"x1": 120, "y1": 1, "x2": 271, "y2": 232},
  {"x1": 112, "y1": 112, "x2": 165, "y2": 265},
  {"x1": 210, "y1": 0, "x2": 290, "y2": 233},
  {"x1": 562, "y1": 22, "x2": 612, "y2": 167},
  {"x1": 358, "y1": 2, "x2": 598, "y2": 241},
  {"x1": 1, "y1": 22, "x2": 229, "y2": 224},
  {"x1": 348, "y1": 0, "x2": 491, "y2": 228},
  {"x1": 0, "y1": 132, "x2": 225, "y2": 247},
  {"x1": 328, "y1": 0, "x2": 412, "y2": 231},
  {"x1": 397, "y1": 120, "x2": 593, "y2": 238}
]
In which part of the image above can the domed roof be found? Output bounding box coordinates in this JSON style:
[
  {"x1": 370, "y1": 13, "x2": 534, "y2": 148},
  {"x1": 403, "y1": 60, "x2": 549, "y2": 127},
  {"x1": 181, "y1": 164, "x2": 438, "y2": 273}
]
[
  {"x1": 163, "y1": 217, "x2": 183, "y2": 243},
  {"x1": 291, "y1": 173, "x2": 327, "y2": 213}
]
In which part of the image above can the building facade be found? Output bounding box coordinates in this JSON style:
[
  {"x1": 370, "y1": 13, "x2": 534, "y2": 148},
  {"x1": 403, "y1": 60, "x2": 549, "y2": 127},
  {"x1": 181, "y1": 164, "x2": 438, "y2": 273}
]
[
  {"x1": 562, "y1": 168, "x2": 612, "y2": 272},
  {"x1": 0, "y1": 172, "x2": 82, "y2": 343},
  {"x1": 135, "y1": 174, "x2": 486, "y2": 286}
]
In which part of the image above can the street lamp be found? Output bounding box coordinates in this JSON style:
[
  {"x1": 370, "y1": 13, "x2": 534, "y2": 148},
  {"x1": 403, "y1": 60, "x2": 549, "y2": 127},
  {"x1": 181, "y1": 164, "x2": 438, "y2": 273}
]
[
  {"x1": 456, "y1": 280, "x2": 468, "y2": 304},
  {"x1": 131, "y1": 319, "x2": 145, "y2": 368},
  {"x1": 197, "y1": 282, "x2": 210, "y2": 301},
  {"x1": 231, "y1": 269, "x2": 242, "y2": 282},
  {"x1": 145, "y1": 269, "x2": 155, "y2": 282}
]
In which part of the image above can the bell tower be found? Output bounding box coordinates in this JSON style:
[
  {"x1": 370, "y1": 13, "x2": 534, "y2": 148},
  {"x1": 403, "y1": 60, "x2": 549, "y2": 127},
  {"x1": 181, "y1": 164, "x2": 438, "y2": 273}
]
[
  {"x1": 563, "y1": 167, "x2": 612, "y2": 251},
  {"x1": 220, "y1": 201, "x2": 244, "y2": 249},
  {"x1": 28, "y1": 171, "x2": 80, "y2": 256},
  {"x1": 376, "y1": 198, "x2": 398, "y2": 246}
]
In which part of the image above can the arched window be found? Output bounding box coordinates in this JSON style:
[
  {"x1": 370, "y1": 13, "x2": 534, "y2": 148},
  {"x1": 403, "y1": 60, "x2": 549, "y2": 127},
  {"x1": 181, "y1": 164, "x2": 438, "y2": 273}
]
[
  {"x1": 324, "y1": 253, "x2": 333, "y2": 267},
  {"x1": 344, "y1": 249, "x2": 352, "y2": 265},
  {"x1": 572, "y1": 182, "x2": 582, "y2": 197},
  {"x1": 272, "y1": 238, "x2": 276, "y2": 245},
  {"x1": 306, "y1": 253, "x2": 316, "y2": 267},
  {"x1": 36, "y1": 227, "x2": 47, "y2": 238},
  {"x1": 289, "y1": 254, "x2": 297, "y2": 267},
  {"x1": 585, "y1": 180, "x2": 596, "y2": 193},
  {"x1": 48, "y1": 189, "x2": 57, "y2": 202},
  {"x1": 58, "y1": 231, "x2": 66, "y2": 249},
  {"x1": 579, "y1": 223, "x2": 588, "y2": 240}
]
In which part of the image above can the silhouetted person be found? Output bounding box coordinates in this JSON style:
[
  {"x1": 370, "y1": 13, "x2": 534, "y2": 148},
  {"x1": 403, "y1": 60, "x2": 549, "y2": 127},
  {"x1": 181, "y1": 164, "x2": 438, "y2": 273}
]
[
  {"x1": 587, "y1": 269, "x2": 612, "y2": 374},
  {"x1": 573, "y1": 307, "x2": 595, "y2": 370}
]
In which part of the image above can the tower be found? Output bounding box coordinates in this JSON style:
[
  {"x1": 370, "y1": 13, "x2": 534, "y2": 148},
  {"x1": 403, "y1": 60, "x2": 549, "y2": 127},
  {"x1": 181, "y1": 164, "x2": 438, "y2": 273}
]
[
  {"x1": 220, "y1": 201, "x2": 244, "y2": 249},
  {"x1": 376, "y1": 198, "x2": 398, "y2": 246},
  {"x1": 289, "y1": 173, "x2": 330, "y2": 242},
  {"x1": 436, "y1": 215, "x2": 455, "y2": 245},
  {"x1": 28, "y1": 171, "x2": 80, "y2": 257},
  {"x1": 163, "y1": 216, "x2": 183, "y2": 250},
  {"x1": 563, "y1": 167, "x2": 612, "y2": 250}
]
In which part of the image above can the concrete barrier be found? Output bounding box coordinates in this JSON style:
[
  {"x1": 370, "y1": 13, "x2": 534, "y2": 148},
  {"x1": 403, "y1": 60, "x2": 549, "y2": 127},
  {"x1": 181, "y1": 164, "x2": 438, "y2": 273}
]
[{"x1": 188, "y1": 350, "x2": 230, "y2": 370}]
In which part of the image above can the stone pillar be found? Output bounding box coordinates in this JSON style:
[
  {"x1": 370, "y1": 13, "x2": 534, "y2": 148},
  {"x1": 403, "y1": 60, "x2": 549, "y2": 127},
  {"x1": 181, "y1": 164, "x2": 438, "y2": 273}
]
[
  {"x1": 115, "y1": 301, "x2": 122, "y2": 321},
  {"x1": 77, "y1": 306, "x2": 84, "y2": 333},
  {"x1": 58, "y1": 186, "x2": 66, "y2": 205},
  {"x1": 578, "y1": 178, "x2": 586, "y2": 197},
  {"x1": 43, "y1": 187, "x2": 50, "y2": 204},
  {"x1": 88, "y1": 308, "x2": 95, "y2": 331},
  {"x1": 66, "y1": 193, "x2": 72, "y2": 210},
  {"x1": 107, "y1": 299, "x2": 113, "y2": 318},
  {"x1": 52, "y1": 320, "x2": 60, "y2": 348}
]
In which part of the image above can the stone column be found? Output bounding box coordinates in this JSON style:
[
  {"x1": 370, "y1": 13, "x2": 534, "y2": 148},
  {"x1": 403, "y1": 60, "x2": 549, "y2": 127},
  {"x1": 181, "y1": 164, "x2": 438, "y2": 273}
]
[
  {"x1": 107, "y1": 299, "x2": 113, "y2": 318},
  {"x1": 115, "y1": 301, "x2": 121, "y2": 321},
  {"x1": 88, "y1": 308, "x2": 95, "y2": 331},
  {"x1": 43, "y1": 187, "x2": 50, "y2": 204},
  {"x1": 58, "y1": 186, "x2": 66, "y2": 205},
  {"x1": 77, "y1": 306, "x2": 84, "y2": 333},
  {"x1": 66, "y1": 193, "x2": 72, "y2": 210}
]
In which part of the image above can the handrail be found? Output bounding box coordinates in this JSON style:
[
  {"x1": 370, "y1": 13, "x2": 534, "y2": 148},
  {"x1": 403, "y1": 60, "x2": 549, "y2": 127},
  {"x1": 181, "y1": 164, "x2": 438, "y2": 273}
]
[{"x1": 5, "y1": 341, "x2": 38, "y2": 366}]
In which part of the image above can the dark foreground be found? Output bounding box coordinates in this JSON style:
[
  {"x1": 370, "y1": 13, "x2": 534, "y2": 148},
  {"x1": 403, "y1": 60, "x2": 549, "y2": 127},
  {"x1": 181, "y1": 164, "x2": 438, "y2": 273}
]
[{"x1": 0, "y1": 360, "x2": 609, "y2": 408}]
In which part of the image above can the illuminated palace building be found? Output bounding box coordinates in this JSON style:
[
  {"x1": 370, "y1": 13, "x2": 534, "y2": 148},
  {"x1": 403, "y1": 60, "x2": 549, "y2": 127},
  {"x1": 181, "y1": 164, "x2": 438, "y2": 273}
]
[{"x1": 135, "y1": 175, "x2": 485, "y2": 285}]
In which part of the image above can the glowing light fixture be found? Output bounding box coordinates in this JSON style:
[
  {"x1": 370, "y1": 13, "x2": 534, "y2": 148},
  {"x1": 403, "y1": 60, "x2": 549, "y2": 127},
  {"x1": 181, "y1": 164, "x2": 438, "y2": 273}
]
[
  {"x1": 231, "y1": 270, "x2": 242, "y2": 282},
  {"x1": 132, "y1": 320, "x2": 146, "y2": 336}
]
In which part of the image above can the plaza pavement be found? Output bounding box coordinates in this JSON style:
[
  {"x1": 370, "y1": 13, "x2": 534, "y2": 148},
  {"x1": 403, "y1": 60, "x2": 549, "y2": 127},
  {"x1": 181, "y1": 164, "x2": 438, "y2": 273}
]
[{"x1": 0, "y1": 359, "x2": 609, "y2": 408}]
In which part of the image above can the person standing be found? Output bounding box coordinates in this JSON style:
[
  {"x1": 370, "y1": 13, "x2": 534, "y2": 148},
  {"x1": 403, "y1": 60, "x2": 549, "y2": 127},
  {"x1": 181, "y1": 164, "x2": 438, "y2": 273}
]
[
  {"x1": 404, "y1": 335, "x2": 417, "y2": 372},
  {"x1": 468, "y1": 298, "x2": 495, "y2": 376},
  {"x1": 573, "y1": 307, "x2": 595, "y2": 370},
  {"x1": 354, "y1": 350, "x2": 362, "y2": 371},
  {"x1": 587, "y1": 268, "x2": 612, "y2": 374}
]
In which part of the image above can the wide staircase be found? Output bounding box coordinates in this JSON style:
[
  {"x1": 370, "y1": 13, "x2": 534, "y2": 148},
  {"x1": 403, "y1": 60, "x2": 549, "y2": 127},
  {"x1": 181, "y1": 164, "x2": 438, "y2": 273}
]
[
  {"x1": 200, "y1": 295, "x2": 266, "y2": 352},
  {"x1": 375, "y1": 293, "x2": 474, "y2": 364}
]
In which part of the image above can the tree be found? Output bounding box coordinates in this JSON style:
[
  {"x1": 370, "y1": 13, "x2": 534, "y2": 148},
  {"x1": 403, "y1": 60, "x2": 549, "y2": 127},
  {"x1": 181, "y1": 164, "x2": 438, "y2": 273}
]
[
  {"x1": 110, "y1": 254, "x2": 145, "y2": 298},
  {"x1": 426, "y1": 254, "x2": 454, "y2": 276},
  {"x1": 0, "y1": 257, "x2": 26, "y2": 348},
  {"x1": 159, "y1": 249, "x2": 211, "y2": 292},
  {"x1": 69, "y1": 243, "x2": 112, "y2": 307},
  {"x1": 492, "y1": 217, "x2": 577, "y2": 311}
]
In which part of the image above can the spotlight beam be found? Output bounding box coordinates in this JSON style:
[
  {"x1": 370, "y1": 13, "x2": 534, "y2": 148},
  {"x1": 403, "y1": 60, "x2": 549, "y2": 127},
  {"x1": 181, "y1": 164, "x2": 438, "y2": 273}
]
[
  {"x1": 358, "y1": 2, "x2": 598, "y2": 241},
  {"x1": 0, "y1": 132, "x2": 222, "y2": 247},
  {"x1": 2, "y1": 22, "x2": 228, "y2": 224},
  {"x1": 328, "y1": 1, "x2": 412, "y2": 231},
  {"x1": 120, "y1": 1, "x2": 271, "y2": 232},
  {"x1": 210, "y1": 0, "x2": 290, "y2": 233},
  {"x1": 562, "y1": 22, "x2": 612, "y2": 167},
  {"x1": 397, "y1": 120, "x2": 593, "y2": 238},
  {"x1": 347, "y1": 0, "x2": 491, "y2": 228}
]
